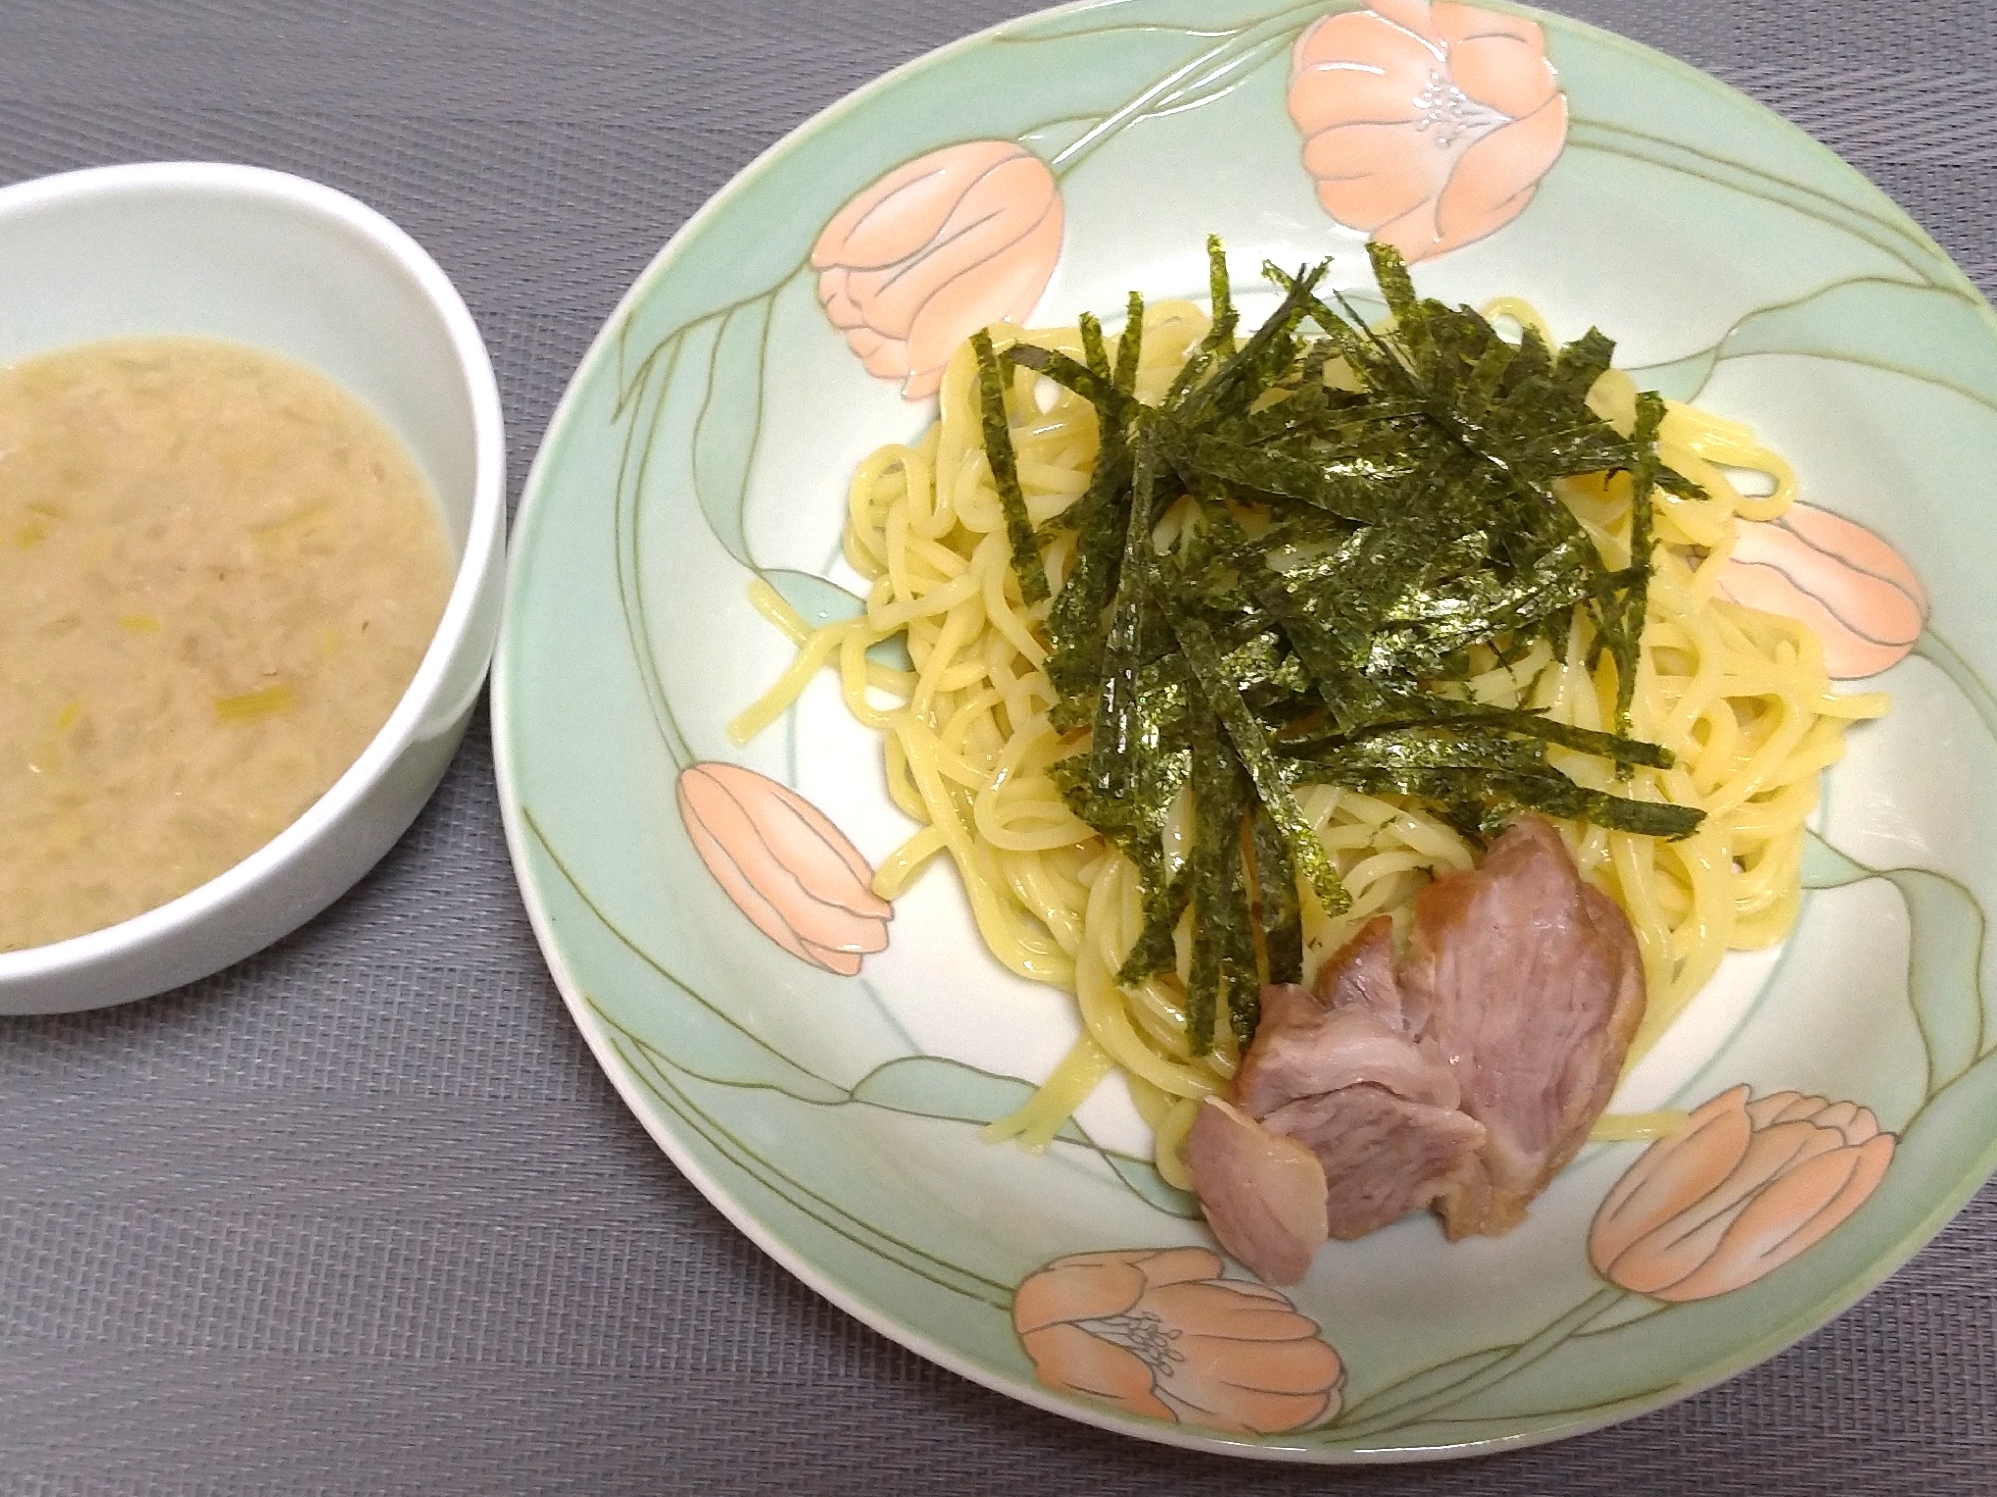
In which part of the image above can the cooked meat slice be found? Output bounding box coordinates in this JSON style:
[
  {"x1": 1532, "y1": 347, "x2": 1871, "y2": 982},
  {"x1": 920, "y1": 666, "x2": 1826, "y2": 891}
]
[
  {"x1": 1215, "y1": 967, "x2": 1467, "y2": 1246},
  {"x1": 1403, "y1": 817, "x2": 1647, "y2": 1239},
  {"x1": 1183, "y1": 1098, "x2": 1328, "y2": 1286},
  {"x1": 1261, "y1": 1085, "x2": 1487, "y2": 1240},
  {"x1": 1184, "y1": 814, "x2": 1647, "y2": 1276},
  {"x1": 1310, "y1": 915, "x2": 1414, "y2": 1030},
  {"x1": 1234, "y1": 983, "x2": 1459, "y2": 1117}
]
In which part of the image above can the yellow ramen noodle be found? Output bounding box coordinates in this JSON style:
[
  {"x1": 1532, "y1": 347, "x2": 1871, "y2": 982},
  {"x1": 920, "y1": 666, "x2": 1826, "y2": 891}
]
[
  {"x1": 735, "y1": 298, "x2": 1886, "y2": 1184},
  {"x1": 0, "y1": 337, "x2": 453, "y2": 952}
]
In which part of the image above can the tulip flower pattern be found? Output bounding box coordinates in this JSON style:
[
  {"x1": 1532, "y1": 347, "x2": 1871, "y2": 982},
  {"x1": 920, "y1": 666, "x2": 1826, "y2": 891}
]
[
  {"x1": 540, "y1": 0, "x2": 1997, "y2": 1453},
  {"x1": 1013, "y1": 1247, "x2": 1345, "y2": 1434},
  {"x1": 1287, "y1": 0, "x2": 1568, "y2": 262},
  {"x1": 813, "y1": 141, "x2": 1063, "y2": 401},
  {"x1": 1590, "y1": 1086, "x2": 1896, "y2": 1302},
  {"x1": 1713, "y1": 504, "x2": 1929, "y2": 679},
  {"x1": 676, "y1": 761, "x2": 891, "y2": 975}
]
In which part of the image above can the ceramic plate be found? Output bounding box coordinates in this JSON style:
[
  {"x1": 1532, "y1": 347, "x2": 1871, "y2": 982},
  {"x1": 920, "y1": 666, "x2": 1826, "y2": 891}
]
[{"x1": 493, "y1": 0, "x2": 1997, "y2": 1460}]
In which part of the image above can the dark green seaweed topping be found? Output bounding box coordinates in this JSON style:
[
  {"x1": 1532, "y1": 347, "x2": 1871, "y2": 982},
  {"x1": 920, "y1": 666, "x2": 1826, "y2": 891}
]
[
  {"x1": 971, "y1": 329, "x2": 1050, "y2": 605},
  {"x1": 1006, "y1": 342, "x2": 1139, "y2": 425},
  {"x1": 1202, "y1": 234, "x2": 1238, "y2": 359},
  {"x1": 1611, "y1": 391, "x2": 1666, "y2": 742},
  {"x1": 1085, "y1": 437, "x2": 1165, "y2": 807},
  {"x1": 1116, "y1": 860, "x2": 1192, "y2": 991},
  {"x1": 988, "y1": 243, "x2": 1702, "y2": 1055},
  {"x1": 1079, "y1": 310, "x2": 1110, "y2": 383},
  {"x1": 1174, "y1": 611, "x2": 1350, "y2": 919},
  {"x1": 1183, "y1": 686, "x2": 1242, "y2": 1054},
  {"x1": 1115, "y1": 290, "x2": 1144, "y2": 393},
  {"x1": 1249, "y1": 807, "x2": 1303, "y2": 994}
]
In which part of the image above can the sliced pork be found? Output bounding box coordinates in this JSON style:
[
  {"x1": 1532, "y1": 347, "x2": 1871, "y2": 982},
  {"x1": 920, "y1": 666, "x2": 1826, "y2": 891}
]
[
  {"x1": 1261, "y1": 1084, "x2": 1486, "y2": 1240},
  {"x1": 1309, "y1": 916, "x2": 1413, "y2": 1031},
  {"x1": 1184, "y1": 816, "x2": 1647, "y2": 1280},
  {"x1": 1235, "y1": 981, "x2": 1460, "y2": 1117},
  {"x1": 1406, "y1": 818, "x2": 1646, "y2": 1238},
  {"x1": 1181, "y1": 1098, "x2": 1328, "y2": 1285},
  {"x1": 1187, "y1": 928, "x2": 1481, "y2": 1280}
]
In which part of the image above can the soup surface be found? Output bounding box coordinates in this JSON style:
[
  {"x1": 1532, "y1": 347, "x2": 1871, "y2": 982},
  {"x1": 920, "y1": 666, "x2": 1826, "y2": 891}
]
[{"x1": 0, "y1": 337, "x2": 453, "y2": 952}]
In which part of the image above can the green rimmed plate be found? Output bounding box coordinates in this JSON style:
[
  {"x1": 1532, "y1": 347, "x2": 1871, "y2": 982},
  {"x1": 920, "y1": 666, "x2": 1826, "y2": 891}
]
[{"x1": 493, "y1": 0, "x2": 1997, "y2": 1460}]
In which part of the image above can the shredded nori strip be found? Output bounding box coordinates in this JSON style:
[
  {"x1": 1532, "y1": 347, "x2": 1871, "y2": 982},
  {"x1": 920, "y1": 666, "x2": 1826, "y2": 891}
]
[
  {"x1": 1116, "y1": 861, "x2": 1192, "y2": 990},
  {"x1": 1202, "y1": 234, "x2": 1238, "y2": 358},
  {"x1": 1115, "y1": 290, "x2": 1144, "y2": 392},
  {"x1": 1183, "y1": 686, "x2": 1236, "y2": 1055},
  {"x1": 971, "y1": 329, "x2": 1049, "y2": 605},
  {"x1": 1087, "y1": 436, "x2": 1164, "y2": 805},
  {"x1": 1078, "y1": 310, "x2": 1110, "y2": 383},
  {"x1": 1174, "y1": 611, "x2": 1350, "y2": 919},
  {"x1": 1249, "y1": 806, "x2": 1303, "y2": 994},
  {"x1": 1005, "y1": 342, "x2": 1140, "y2": 424},
  {"x1": 1613, "y1": 391, "x2": 1667, "y2": 743},
  {"x1": 978, "y1": 242, "x2": 1702, "y2": 1056}
]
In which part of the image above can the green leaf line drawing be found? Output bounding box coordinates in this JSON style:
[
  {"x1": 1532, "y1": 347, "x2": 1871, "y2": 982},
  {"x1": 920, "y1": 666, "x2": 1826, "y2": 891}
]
[
  {"x1": 1625, "y1": 274, "x2": 1988, "y2": 403},
  {"x1": 691, "y1": 295, "x2": 777, "y2": 564},
  {"x1": 614, "y1": 327, "x2": 696, "y2": 768},
  {"x1": 599, "y1": 1022, "x2": 1016, "y2": 1309},
  {"x1": 1348, "y1": 1371, "x2": 1683, "y2": 1440},
  {"x1": 528, "y1": 803, "x2": 1198, "y2": 1258},
  {"x1": 1915, "y1": 629, "x2": 1997, "y2": 746},
  {"x1": 599, "y1": 980, "x2": 1196, "y2": 1224},
  {"x1": 1000, "y1": 2, "x2": 1317, "y2": 46},
  {"x1": 1803, "y1": 834, "x2": 1990, "y2": 1096},
  {"x1": 613, "y1": 990, "x2": 1195, "y2": 1217},
  {"x1": 588, "y1": 987, "x2": 1203, "y2": 1308},
  {"x1": 525, "y1": 805, "x2": 839, "y2": 1092},
  {"x1": 1016, "y1": 20, "x2": 1246, "y2": 41},
  {"x1": 1324, "y1": 1288, "x2": 1666, "y2": 1439},
  {"x1": 1031, "y1": 1, "x2": 1323, "y2": 175},
  {"x1": 1654, "y1": 336, "x2": 1997, "y2": 427},
  {"x1": 1567, "y1": 118, "x2": 1968, "y2": 292},
  {"x1": 1325, "y1": 1286, "x2": 1624, "y2": 1441},
  {"x1": 611, "y1": 269, "x2": 805, "y2": 572},
  {"x1": 614, "y1": 269, "x2": 926, "y2": 771}
]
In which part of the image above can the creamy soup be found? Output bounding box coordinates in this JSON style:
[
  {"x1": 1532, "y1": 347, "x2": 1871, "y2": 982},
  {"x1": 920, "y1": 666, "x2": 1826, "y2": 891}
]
[{"x1": 0, "y1": 337, "x2": 453, "y2": 952}]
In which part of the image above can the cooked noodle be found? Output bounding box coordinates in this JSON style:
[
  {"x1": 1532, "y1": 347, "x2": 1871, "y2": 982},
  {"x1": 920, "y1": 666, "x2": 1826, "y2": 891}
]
[{"x1": 732, "y1": 296, "x2": 1886, "y2": 1184}]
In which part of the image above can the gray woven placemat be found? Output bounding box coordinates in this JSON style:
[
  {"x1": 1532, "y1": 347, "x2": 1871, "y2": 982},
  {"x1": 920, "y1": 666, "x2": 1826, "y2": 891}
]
[{"x1": 2, "y1": 2, "x2": 1992, "y2": 1492}]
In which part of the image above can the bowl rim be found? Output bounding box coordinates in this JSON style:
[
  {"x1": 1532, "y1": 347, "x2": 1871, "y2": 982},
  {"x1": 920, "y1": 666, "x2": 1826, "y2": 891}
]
[
  {"x1": 486, "y1": 0, "x2": 1997, "y2": 1462},
  {"x1": 0, "y1": 159, "x2": 506, "y2": 985}
]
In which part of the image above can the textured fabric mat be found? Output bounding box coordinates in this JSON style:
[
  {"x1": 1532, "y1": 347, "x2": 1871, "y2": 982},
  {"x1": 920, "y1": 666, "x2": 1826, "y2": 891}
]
[{"x1": 2, "y1": 2, "x2": 1994, "y2": 1492}]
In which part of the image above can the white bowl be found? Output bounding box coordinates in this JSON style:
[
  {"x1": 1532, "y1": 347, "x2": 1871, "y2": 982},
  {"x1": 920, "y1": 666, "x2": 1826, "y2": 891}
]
[{"x1": 0, "y1": 162, "x2": 505, "y2": 1015}]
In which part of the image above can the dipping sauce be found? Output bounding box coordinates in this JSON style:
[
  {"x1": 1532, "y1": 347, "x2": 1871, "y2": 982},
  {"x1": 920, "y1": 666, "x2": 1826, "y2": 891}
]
[{"x1": 0, "y1": 337, "x2": 453, "y2": 952}]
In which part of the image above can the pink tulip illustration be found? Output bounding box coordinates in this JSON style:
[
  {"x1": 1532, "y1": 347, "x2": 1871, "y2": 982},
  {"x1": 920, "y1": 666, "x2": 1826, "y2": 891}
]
[
  {"x1": 1012, "y1": 1246, "x2": 1345, "y2": 1434},
  {"x1": 1714, "y1": 503, "x2": 1928, "y2": 678},
  {"x1": 1287, "y1": 0, "x2": 1567, "y2": 262},
  {"x1": 676, "y1": 762, "x2": 891, "y2": 975},
  {"x1": 812, "y1": 140, "x2": 1063, "y2": 400},
  {"x1": 1589, "y1": 1085, "x2": 1895, "y2": 1302}
]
